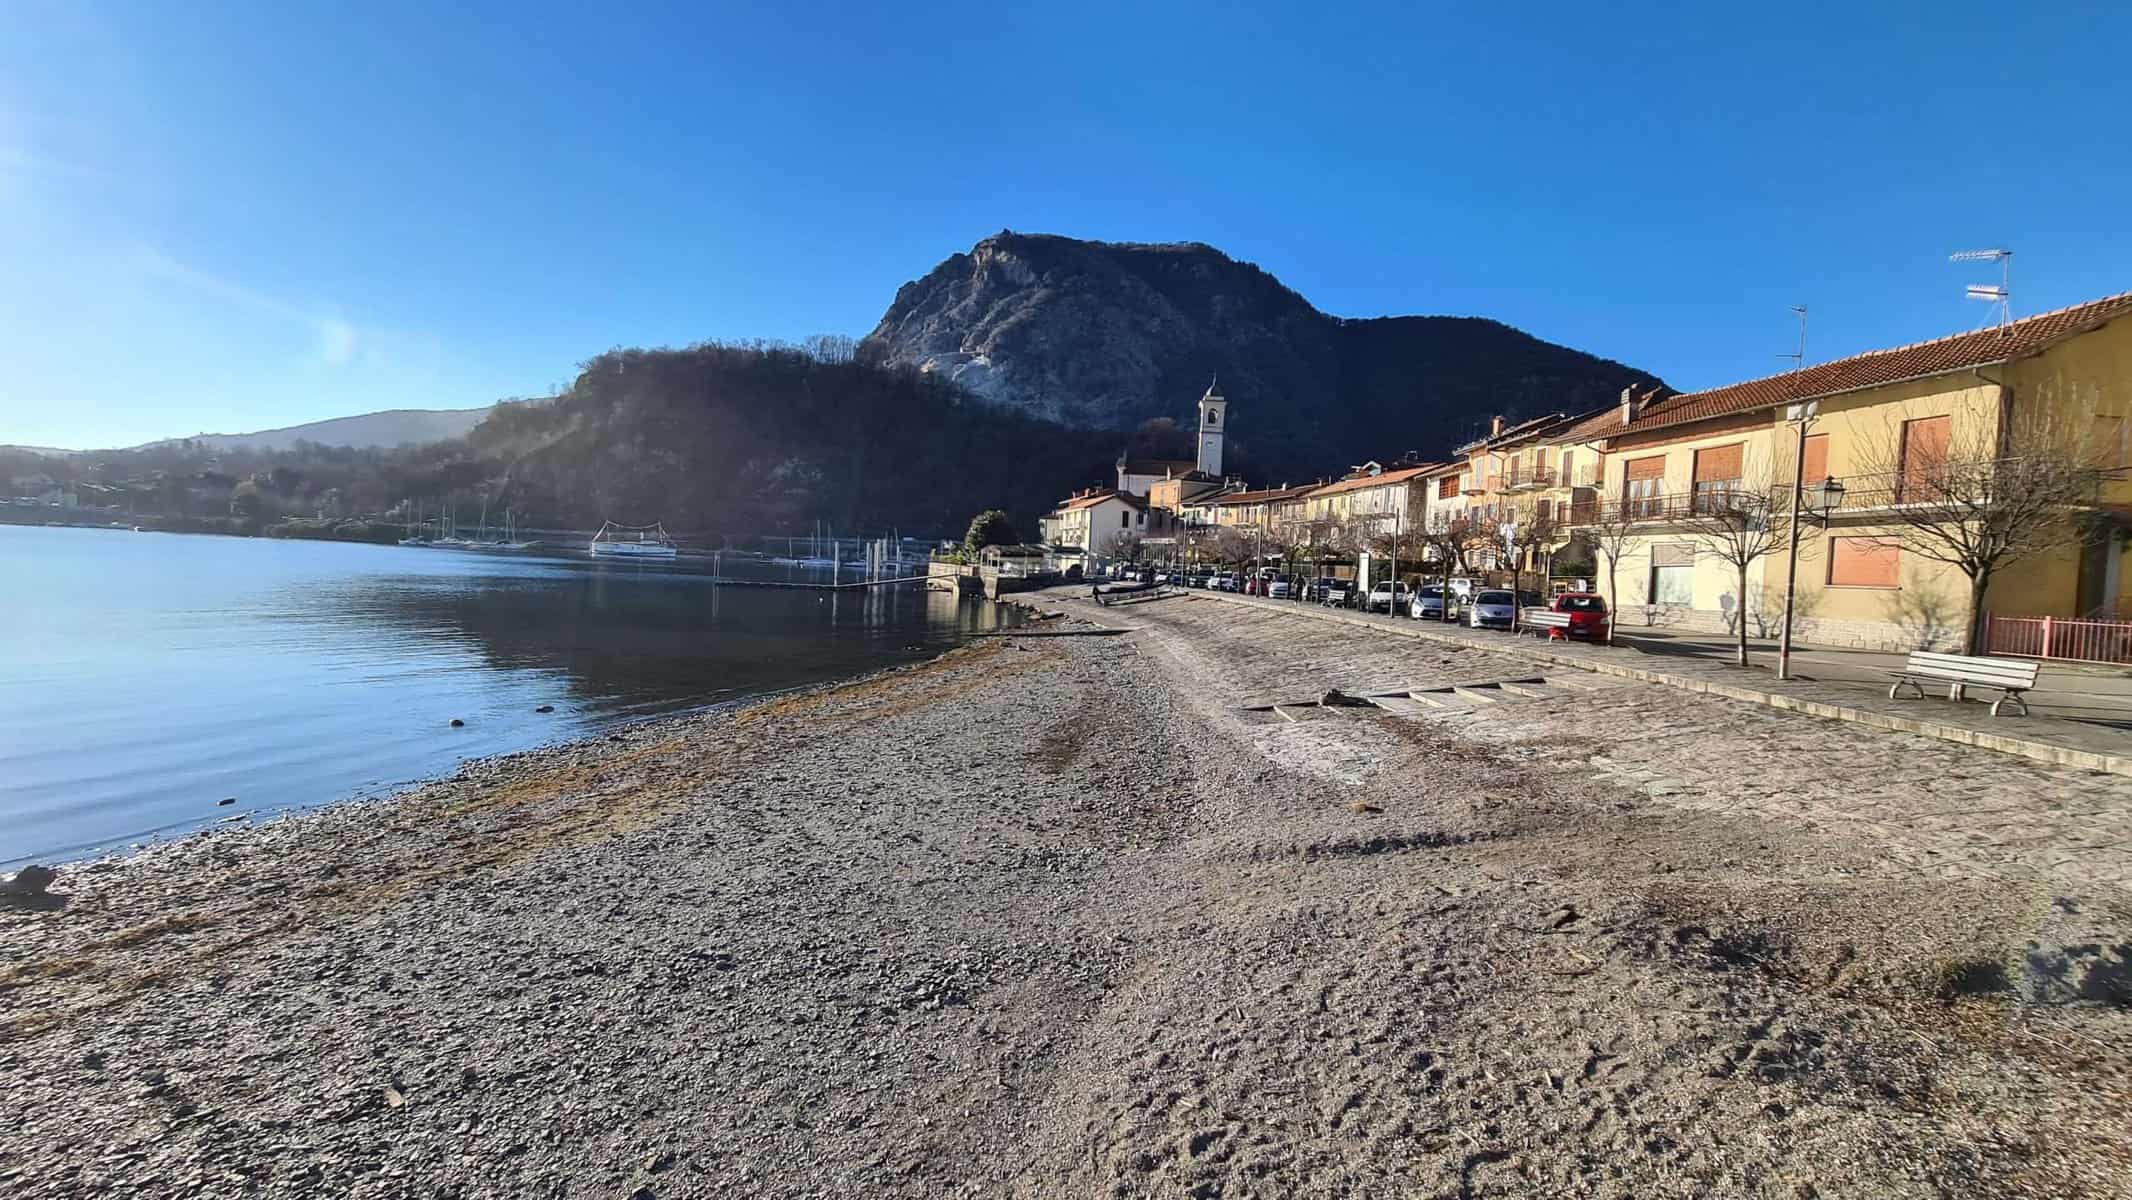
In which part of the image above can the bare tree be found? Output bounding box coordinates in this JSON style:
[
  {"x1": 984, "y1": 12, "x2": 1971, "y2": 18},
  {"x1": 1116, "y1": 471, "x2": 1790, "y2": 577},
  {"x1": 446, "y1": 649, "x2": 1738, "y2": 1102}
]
[
  {"x1": 1851, "y1": 404, "x2": 2106, "y2": 653},
  {"x1": 1211, "y1": 526, "x2": 1253, "y2": 569},
  {"x1": 1413, "y1": 511, "x2": 1475, "y2": 619},
  {"x1": 1675, "y1": 464, "x2": 1791, "y2": 667},
  {"x1": 1585, "y1": 501, "x2": 1639, "y2": 646},
  {"x1": 1503, "y1": 495, "x2": 1562, "y2": 596},
  {"x1": 1103, "y1": 528, "x2": 1143, "y2": 565}
]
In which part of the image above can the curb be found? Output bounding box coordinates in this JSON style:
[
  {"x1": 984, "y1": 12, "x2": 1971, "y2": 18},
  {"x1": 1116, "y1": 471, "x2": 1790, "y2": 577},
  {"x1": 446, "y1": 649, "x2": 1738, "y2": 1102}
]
[{"x1": 1183, "y1": 591, "x2": 2132, "y2": 779}]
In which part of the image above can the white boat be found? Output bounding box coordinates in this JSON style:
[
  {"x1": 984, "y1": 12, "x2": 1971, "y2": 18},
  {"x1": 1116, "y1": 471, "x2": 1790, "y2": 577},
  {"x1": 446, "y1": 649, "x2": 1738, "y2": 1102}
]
[{"x1": 590, "y1": 521, "x2": 679, "y2": 559}]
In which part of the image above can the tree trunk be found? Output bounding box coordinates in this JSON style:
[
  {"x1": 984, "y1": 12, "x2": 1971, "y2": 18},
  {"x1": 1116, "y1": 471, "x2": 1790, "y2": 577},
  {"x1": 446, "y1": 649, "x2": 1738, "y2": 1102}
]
[
  {"x1": 1604, "y1": 558, "x2": 1619, "y2": 645},
  {"x1": 1965, "y1": 571, "x2": 1992, "y2": 655},
  {"x1": 1735, "y1": 562, "x2": 1750, "y2": 667}
]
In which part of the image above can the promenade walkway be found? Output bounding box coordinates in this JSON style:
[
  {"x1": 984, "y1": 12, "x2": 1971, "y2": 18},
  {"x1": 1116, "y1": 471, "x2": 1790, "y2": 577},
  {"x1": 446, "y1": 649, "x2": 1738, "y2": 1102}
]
[{"x1": 1160, "y1": 589, "x2": 2132, "y2": 777}]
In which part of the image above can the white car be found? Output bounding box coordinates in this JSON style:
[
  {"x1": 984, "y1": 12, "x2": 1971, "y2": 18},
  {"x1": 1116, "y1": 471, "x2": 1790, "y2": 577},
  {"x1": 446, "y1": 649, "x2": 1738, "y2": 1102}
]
[
  {"x1": 1365, "y1": 582, "x2": 1410, "y2": 613},
  {"x1": 1266, "y1": 578, "x2": 1292, "y2": 599}
]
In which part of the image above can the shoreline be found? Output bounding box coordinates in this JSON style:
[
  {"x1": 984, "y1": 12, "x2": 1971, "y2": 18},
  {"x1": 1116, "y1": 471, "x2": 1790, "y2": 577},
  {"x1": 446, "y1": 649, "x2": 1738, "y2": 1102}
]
[
  {"x1": 13, "y1": 636, "x2": 1009, "y2": 874},
  {"x1": 3, "y1": 599, "x2": 2127, "y2": 1197}
]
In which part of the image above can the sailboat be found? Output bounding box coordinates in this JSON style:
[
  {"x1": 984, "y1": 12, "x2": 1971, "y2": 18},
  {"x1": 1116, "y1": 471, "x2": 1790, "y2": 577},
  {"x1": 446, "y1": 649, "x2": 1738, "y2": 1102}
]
[
  {"x1": 590, "y1": 520, "x2": 678, "y2": 559},
  {"x1": 475, "y1": 510, "x2": 532, "y2": 550},
  {"x1": 397, "y1": 502, "x2": 431, "y2": 546},
  {"x1": 430, "y1": 502, "x2": 474, "y2": 549}
]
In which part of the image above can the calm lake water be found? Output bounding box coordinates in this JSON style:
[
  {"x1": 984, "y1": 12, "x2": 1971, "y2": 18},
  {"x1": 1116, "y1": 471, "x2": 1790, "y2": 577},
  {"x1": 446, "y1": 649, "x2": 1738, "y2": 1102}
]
[{"x1": 0, "y1": 525, "x2": 1010, "y2": 865}]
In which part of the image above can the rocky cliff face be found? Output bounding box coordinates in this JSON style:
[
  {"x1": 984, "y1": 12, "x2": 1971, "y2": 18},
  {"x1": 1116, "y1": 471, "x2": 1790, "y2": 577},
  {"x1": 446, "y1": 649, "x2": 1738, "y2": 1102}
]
[{"x1": 863, "y1": 232, "x2": 1662, "y2": 478}]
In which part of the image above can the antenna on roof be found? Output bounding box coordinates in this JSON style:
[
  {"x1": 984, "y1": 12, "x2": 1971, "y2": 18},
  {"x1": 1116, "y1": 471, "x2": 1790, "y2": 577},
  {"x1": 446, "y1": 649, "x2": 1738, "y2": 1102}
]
[
  {"x1": 1777, "y1": 305, "x2": 1807, "y2": 370},
  {"x1": 1950, "y1": 248, "x2": 2012, "y2": 329}
]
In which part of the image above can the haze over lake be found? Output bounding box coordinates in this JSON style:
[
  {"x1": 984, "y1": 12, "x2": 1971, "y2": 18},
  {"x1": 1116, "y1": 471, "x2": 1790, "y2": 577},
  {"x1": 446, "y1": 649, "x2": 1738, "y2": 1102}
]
[{"x1": 0, "y1": 526, "x2": 1010, "y2": 864}]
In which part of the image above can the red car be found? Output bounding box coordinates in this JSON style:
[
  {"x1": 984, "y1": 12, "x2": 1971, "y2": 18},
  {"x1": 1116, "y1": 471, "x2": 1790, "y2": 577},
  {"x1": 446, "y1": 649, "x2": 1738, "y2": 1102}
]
[{"x1": 1549, "y1": 592, "x2": 1610, "y2": 641}]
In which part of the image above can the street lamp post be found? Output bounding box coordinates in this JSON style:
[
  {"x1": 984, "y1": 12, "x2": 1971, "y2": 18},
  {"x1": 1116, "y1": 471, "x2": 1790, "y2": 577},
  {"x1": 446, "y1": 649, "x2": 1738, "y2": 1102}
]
[{"x1": 1777, "y1": 398, "x2": 1845, "y2": 680}]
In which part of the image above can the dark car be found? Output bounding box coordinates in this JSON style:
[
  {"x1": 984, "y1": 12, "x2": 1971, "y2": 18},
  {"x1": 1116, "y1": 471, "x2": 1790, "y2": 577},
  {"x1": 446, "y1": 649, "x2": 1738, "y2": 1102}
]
[{"x1": 1549, "y1": 591, "x2": 1611, "y2": 640}]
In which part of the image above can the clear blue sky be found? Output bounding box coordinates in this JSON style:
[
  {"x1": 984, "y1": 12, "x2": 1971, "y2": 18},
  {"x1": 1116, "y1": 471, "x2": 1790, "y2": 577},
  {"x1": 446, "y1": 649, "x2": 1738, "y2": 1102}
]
[{"x1": 4, "y1": 0, "x2": 2128, "y2": 449}]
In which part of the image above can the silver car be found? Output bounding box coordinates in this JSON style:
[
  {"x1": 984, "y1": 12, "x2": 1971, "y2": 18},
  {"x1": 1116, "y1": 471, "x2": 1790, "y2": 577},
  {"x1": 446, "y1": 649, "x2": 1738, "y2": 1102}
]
[{"x1": 1466, "y1": 588, "x2": 1516, "y2": 630}]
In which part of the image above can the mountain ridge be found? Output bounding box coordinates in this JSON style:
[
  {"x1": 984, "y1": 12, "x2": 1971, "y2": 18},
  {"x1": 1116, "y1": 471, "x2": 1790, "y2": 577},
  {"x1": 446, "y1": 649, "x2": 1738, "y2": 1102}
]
[
  {"x1": 130, "y1": 406, "x2": 496, "y2": 454},
  {"x1": 862, "y1": 231, "x2": 1664, "y2": 477}
]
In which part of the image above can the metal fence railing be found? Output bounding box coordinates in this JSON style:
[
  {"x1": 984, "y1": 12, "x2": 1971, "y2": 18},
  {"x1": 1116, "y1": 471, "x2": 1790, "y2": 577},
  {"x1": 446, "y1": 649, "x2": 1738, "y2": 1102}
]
[{"x1": 1984, "y1": 613, "x2": 2132, "y2": 665}]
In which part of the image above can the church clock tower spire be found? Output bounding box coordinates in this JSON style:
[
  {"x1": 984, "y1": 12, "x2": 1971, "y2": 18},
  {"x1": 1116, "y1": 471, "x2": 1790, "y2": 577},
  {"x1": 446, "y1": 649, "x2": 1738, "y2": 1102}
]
[{"x1": 1196, "y1": 378, "x2": 1227, "y2": 478}]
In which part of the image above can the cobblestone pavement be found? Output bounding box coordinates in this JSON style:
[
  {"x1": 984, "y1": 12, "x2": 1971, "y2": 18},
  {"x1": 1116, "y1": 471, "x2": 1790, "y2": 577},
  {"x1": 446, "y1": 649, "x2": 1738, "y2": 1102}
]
[{"x1": 1056, "y1": 590, "x2": 2132, "y2": 901}]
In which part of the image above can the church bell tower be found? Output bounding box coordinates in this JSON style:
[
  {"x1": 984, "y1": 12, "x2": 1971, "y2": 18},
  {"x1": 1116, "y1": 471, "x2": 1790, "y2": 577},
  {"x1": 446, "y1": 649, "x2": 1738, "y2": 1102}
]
[{"x1": 1196, "y1": 379, "x2": 1227, "y2": 478}]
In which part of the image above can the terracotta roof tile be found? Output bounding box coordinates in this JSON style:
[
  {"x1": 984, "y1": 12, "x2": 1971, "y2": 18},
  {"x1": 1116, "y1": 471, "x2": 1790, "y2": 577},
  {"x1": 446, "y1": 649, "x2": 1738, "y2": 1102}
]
[
  {"x1": 1205, "y1": 485, "x2": 1316, "y2": 506},
  {"x1": 1303, "y1": 464, "x2": 1440, "y2": 498},
  {"x1": 1058, "y1": 488, "x2": 1146, "y2": 512},
  {"x1": 1558, "y1": 291, "x2": 2132, "y2": 442}
]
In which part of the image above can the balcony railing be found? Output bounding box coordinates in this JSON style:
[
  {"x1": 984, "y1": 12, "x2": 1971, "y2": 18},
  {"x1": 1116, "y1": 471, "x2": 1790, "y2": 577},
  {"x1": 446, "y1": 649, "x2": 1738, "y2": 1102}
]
[
  {"x1": 1562, "y1": 487, "x2": 1769, "y2": 526},
  {"x1": 1500, "y1": 467, "x2": 1557, "y2": 492}
]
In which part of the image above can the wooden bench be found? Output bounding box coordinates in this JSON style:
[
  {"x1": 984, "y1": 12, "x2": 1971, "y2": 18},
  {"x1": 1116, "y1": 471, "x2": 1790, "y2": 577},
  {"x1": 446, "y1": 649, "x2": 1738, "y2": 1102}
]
[
  {"x1": 1888, "y1": 651, "x2": 2041, "y2": 717},
  {"x1": 1519, "y1": 609, "x2": 1569, "y2": 639}
]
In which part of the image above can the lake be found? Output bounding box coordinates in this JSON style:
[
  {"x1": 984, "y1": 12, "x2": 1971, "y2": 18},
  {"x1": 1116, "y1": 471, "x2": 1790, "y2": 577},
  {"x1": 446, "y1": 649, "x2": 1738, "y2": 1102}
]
[{"x1": 0, "y1": 525, "x2": 1011, "y2": 865}]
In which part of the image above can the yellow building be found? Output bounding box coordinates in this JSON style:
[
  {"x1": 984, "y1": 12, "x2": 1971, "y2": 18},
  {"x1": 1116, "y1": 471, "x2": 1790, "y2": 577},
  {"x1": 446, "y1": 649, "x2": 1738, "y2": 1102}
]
[
  {"x1": 1554, "y1": 291, "x2": 2132, "y2": 652},
  {"x1": 1299, "y1": 462, "x2": 1438, "y2": 551}
]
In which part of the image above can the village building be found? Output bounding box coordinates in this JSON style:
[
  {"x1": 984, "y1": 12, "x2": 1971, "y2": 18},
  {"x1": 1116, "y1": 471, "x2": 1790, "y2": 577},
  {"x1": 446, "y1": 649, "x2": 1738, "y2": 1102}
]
[
  {"x1": 1551, "y1": 290, "x2": 2132, "y2": 651},
  {"x1": 1297, "y1": 460, "x2": 1440, "y2": 561},
  {"x1": 1041, "y1": 487, "x2": 1150, "y2": 571}
]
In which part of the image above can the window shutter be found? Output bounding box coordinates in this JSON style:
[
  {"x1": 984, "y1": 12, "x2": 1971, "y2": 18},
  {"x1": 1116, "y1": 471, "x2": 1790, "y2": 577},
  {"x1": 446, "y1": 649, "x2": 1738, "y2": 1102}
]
[
  {"x1": 1692, "y1": 443, "x2": 1743, "y2": 483},
  {"x1": 1901, "y1": 416, "x2": 1951, "y2": 469},
  {"x1": 1652, "y1": 543, "x2": 1696, "y2": 567},
  {"x1": 1828, "y1": 538, "x2": 1900, "y2": 588},
  {"x1": 1625, "y1": 456, "x2": 1666, "y2": 482},
  {"x1": 1801, "y1": 434, "x2": 1829, "y2": 483}
]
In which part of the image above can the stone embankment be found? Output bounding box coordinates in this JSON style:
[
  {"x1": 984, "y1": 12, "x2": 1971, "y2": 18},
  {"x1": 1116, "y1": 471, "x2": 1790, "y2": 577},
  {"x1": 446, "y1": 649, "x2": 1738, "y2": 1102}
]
[{"x1": 1, "y1": 598, "x2": 2127, "y2": 1197}]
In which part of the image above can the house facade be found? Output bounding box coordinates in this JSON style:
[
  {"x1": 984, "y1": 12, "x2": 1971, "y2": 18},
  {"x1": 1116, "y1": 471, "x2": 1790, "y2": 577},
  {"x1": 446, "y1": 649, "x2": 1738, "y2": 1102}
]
[
  {"x1": 1044, "y1": 488, "x2": 1150, "y2": 566},
  {"x1": 1554, "y1": 291, "x2": 2132, "y2": 650}
]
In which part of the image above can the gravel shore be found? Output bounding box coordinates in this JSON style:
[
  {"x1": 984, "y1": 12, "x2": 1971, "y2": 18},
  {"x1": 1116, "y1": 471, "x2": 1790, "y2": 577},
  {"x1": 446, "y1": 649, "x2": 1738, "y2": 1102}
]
[{"x1": 3, "y1": 603, "x2": 2129, "y2": 1198}]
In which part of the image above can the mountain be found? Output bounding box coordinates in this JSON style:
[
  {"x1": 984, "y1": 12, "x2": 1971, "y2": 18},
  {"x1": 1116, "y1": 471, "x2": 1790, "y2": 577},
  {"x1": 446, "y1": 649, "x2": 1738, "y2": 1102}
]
[
  {"x1": 863, "y1": 232, "x2": 1664, "y2": 476},
  {"x1": 143, "y1": 407, "x2": 495, "y2": 453},
  {"x1": 464, "y1": 344, "x2": 1120, "y2": 535}
]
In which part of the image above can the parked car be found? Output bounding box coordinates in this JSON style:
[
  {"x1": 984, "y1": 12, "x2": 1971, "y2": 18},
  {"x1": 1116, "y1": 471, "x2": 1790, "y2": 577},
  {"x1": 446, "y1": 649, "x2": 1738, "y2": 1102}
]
[
  {"x1": 1267, "y1": 577, "x2": 1293, "y2": 600},
  {"x1": 1318, "y1": 580, "x2": 1352, "y2": 607},
  {"x1": 1408, "y1": 584, "x2": 1447, "y2": 621},
  {"x1": 1466, "y1": 588, "x2": 1517, "y2": 630},
  {"x1": 1549, "y1": 591, "x2": 1610, "y2": 640},
  {"x1": 1209, "y1": 572, "x2": 1235, "y2": 592},
  {"x1": 1365, "y1": 581, "x2": 1410, "y2": 613}
]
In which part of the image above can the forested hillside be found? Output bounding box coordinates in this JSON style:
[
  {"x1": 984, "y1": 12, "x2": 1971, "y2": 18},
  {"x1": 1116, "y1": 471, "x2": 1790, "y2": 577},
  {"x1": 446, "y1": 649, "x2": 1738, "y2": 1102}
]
[{"x1": 4, "y1": 344, "x2": 1125, "y2": 539}]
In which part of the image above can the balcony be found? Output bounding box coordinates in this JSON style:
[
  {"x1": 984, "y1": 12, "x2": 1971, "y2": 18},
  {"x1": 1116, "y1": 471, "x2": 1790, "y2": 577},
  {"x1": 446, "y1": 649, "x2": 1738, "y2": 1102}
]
[
  {"x1": 1500, "y1": 467, "x2": 1557, "y2": 492},
  {"x1": 1561, "y1": 487, "x2": 1769, "y2": 527}
]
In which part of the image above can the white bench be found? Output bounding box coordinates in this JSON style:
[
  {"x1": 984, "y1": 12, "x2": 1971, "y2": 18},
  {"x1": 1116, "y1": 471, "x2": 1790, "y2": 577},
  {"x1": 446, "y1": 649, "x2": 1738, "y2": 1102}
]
[
  {"x1": 1519, "y1": 609, "x2": 1569, "y2": 638},
  {"x1": 1888, "y1": 651, "x2": 2041, "y2": 717}
]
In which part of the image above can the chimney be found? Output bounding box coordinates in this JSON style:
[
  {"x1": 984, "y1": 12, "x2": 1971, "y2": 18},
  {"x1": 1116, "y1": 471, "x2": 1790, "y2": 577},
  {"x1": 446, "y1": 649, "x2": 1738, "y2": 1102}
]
[
  {"x1": 1619, "y1": 386, "x2": 1641, "y2": 425},
  {"x1": 1490, "y1": 415, "x2": 1504, "y2": 438}
]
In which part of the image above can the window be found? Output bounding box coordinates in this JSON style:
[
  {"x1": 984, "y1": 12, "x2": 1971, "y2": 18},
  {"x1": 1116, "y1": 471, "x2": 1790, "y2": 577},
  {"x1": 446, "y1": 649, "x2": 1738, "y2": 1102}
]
[
  {"x1": 1556, "y1": 594, "x2": 1605, "y2": 612},
  {"x1": 1649, "y1": 542, "x2": 1694, "y2": 605},
  {"x1": 1801, "y1": 433, "x2": 1829, "y2": 485},
  {"x1": 1438, "y1": 475, "x2": 1459, "y2": 500},
  {"x1": 1898, "y1": 415, "x2": 1950, "y2": 502},
  {"x1": 1623, "y1": 455, "x2": 1666, "y2": 517},
  {"x1": 2090, "y1": 416, "x2": 2126, "y2": 469},
  {"x1": 1691, "y1": 443, "x2": 1743, "y2": 512},
  {"x1": 1828, "y1": 537, "x2": 1899, "y2": 588},
  {"x1": 1120, "y1": 511, "x2": 1130, "y2": 528}
]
